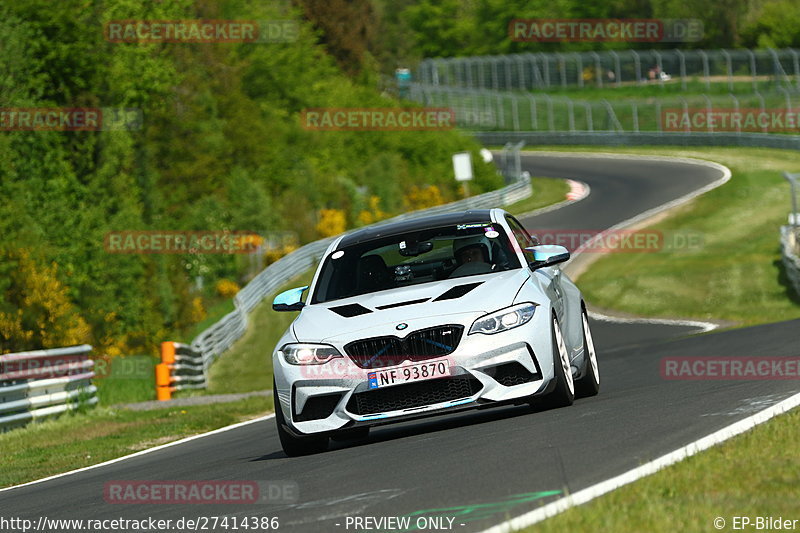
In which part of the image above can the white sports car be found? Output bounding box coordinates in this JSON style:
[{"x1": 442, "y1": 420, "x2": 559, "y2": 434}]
[{"x1": 271, "y1": 209, "x2": 599, "y2": 456}]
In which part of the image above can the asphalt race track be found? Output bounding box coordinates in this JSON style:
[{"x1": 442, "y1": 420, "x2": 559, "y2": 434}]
[{"x1": 3, "y1": 153, "x2": 799, "y2": 533}]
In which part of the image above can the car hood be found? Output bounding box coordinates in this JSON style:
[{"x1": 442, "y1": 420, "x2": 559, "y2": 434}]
[{"x1": 292, "y1": 269, "x2": 531, "y2": 343}]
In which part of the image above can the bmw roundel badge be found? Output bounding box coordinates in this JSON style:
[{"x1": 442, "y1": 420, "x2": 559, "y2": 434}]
[{"x1": 396, "y1": 323, "x2": 408, "y2": 330}]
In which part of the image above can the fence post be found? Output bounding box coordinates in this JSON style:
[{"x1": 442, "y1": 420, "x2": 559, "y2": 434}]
[
  {"x1": 609, "y1": 50, "x2": 622, "y2": 88},
  {"x1": 745, "y1": 49, "x2": 758, "y2": 92},
  {"x1": 700, "y1": 50, "x2": 710, "y2": 90},
  {"x1": 721, "y1": 49, "x2": 733, "y2": 92},
  {"x1": 785, "y1": 172, "x2": 800, "y2": 228},
  {"x1": 675, "y1": 49, "x2": 687, "y2": 90},
  {"x1": 729, "y1": 93, "x2": 741, "y2": 134}
]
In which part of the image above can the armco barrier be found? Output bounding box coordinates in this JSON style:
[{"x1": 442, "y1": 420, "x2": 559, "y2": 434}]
[
  {"x1": 155, "y1": 342, "x2": 205, "y2": 400},
  {"x1": 781, "y1": 224, "x2": 800, "y2": 297},
  {"x1": 0, "y1": 345, "x2": 97, "y2": 431},
  {"x1": 158, "y1": 176, "x2": 533, "y2": 399}
]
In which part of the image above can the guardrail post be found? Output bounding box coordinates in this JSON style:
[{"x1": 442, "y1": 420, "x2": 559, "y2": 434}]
[{"x1": 784, "y1": 172, "x2": 800, "y2": 228}]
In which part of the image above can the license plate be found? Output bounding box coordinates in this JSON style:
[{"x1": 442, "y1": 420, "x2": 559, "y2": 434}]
[{"x1": 367, "y1": 360, "x2": 451, "y2": 389}]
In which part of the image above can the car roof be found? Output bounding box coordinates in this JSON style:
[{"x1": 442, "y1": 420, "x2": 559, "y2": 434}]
[{"x1": 337, "y1": 209, "x2": 500, "y2": 248}]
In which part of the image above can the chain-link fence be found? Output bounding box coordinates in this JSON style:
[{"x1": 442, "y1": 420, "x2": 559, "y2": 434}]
[
  {"x1": 410, "y1": 83, "x2": 798, "y2": 134},
  {"x1": 418, "y1": 48, "x2": 800, "y2": 92}
]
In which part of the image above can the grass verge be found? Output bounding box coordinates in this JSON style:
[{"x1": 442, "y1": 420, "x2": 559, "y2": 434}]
[
  {"x1": 522, "y1": 405, "x2": 800, "y2": 533},
  {"x1": 0, "y1": 396, "x2": 271, "y2": 488},
  {"x1": 504, "y1": 177, "x2": 571, "y2": 216},
  {"x1": 526, "y1": 146, "x2": 800, "y2": 327}
]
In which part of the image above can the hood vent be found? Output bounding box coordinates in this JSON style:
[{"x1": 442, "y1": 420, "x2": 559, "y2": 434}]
[
  {"x1": 329, "y1": 303, "x2": 373, "y2": 318},
  {"x1": 434, "y1": 282, "x2": 484, "y2": 302},
  {"x1": 375, "y1": 298, "x2": 429, "y2": 310}
]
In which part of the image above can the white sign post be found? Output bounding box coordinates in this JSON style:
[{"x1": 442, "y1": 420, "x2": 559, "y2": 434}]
[{"x1": 452, "y1": 152, "x2": 473, "y2": 198}]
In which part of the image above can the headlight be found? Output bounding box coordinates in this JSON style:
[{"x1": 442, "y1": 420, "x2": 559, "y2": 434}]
[
  {"x1": 279, "y1": 343, "x2": 343, "y2": 365},
  {"x1": 468, "y1": 303, "x2": 537, "y2": 335}
]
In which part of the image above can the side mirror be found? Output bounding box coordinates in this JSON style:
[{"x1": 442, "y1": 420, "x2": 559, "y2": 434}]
[
  {"x1": 272, "y1": 286, "x2": 309, "y2": 312},
  {"x1": 525, "y1": 245, "x2": 570, "y2": 270}
]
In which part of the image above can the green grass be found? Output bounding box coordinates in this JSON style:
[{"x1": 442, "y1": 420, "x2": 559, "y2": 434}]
[
  {"x1": 94, "y1": 355, "x2": 159, "y2": 405},
  {"x1": 0, "y1": 396, "x2": 271, "y2": 488},
  {"x1": 182, "y1": 297, "x2": 235, "y2": 344},
  {"x1": 537, "y1": 146, "x2": 800, "y2": 326},
  {"x1": 522, "y1": 405, "x2": 800, "y2": 533},
  {"x1": 505, "y1": 178, "x2": 571, "y2": 216},
  {"x1": 522, "y1": 78, "x2": 792, "y2": 100}
]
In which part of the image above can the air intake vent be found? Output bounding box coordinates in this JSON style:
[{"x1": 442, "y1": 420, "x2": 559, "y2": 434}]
[
  {"x1": 346, "y1": 376, "x2": 482, "y2": 415},
  {"x1": 434, "y1": 282, "x2": 483, "y2": 302},
  {"x1": 375, "y1": 298, "x2": 429, "y2": 310},
  {"x1": 329, "y1": 303, "x2": 372, "y2": 318}
]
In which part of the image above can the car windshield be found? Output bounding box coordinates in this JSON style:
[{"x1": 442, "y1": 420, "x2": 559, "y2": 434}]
[{"x1": 311, "y1": 222, "x2": 521, "y2": 304}]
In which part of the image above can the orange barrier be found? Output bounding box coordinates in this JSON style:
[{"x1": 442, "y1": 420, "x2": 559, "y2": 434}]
[
  {"x1": 156, "y1": 342, "x2": 175, "y2": 401},
  {"x1": 155, "y1": 341, "x2": 205, "y2": 401}
]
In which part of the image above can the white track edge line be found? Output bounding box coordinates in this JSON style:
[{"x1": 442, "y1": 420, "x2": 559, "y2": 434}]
[
  {"x1": 478, "y1": 390, "x2": 800, "y2": 533},
  {"x1": 587, "y1": 309, "x2": 718, "y2": 333},
  {"x1": 0, "y1": 414, "x2": 276, "y2": 493}
]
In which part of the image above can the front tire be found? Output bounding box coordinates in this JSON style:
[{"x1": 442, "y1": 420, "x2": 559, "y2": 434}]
[
  {"x1": 574, "y1": 307, "x2": 600, "y2": 398},
  {"x1": 273, "y1": 381, "x2": 329, "y2": 457},
  {"x1": 542, "y1": 315, "x2": 575, "y2": 408}
]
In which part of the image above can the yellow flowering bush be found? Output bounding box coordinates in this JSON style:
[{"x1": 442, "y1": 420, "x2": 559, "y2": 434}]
[
  {"x1": 215, "y1": 279, "x2": 241, "y2": 298},
  {"x1": 316, "y1": 208, "x2": 347, "y2": 238}
]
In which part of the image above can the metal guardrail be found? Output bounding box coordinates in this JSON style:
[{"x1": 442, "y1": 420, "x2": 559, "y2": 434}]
[
  {"x1": 418, "y1": 48, "x2": 800, "y2": 92},
  {"x1": 155, "y1": 342, "x2": 206, "y2": 400},
  {"x1": 167, "y1": 176, "x2": 532, "y2": 398},
  {"x1": 0, "y1": 345, "x2": 97, "y2": 431}
]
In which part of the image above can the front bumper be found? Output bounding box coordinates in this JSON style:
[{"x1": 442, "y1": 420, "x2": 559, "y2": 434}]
[{"x1": 273, "y1": 309, "x2": 557, "y2": 435}]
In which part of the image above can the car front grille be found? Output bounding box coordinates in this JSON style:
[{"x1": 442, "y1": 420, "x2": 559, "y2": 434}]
[
  {"x1": 344, "y1": 325, "x2": 463, "y2": 369},
  {"x1": 346, "y1": 376, "x2": 482, "y2": 415}
]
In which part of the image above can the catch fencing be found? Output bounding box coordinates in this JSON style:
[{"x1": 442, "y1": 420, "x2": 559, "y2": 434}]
[
  {"x1": 0, "y1": 345, "x2": 97, "y2": 431},
  {"x1": 410, "y1": 83, "x2": 798, "y2": 134},
  {"x1": 158, "y1": 171, "x2": 532, "y2": 398},
  {"x1": 418, "y1": 48, "x2": 800, "y2": 92}
]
